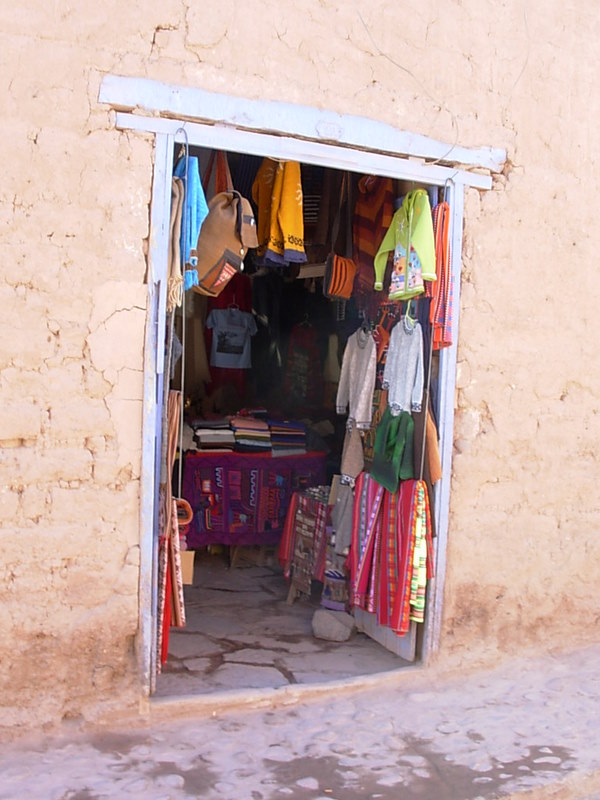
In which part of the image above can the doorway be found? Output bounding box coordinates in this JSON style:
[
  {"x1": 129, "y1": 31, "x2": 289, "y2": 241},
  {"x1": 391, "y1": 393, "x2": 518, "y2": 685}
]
[{"x1": 98, "y1": 78, "x2": 498, "y2": 698}]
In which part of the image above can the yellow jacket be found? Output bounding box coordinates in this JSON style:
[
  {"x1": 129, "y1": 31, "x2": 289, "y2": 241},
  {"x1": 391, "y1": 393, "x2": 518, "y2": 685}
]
[{"x1": 252, "y1": 158, "x2": 306, "y2": 265}]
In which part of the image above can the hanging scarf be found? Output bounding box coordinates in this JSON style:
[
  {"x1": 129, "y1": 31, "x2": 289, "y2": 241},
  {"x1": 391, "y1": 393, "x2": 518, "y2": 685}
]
[{"x1": 427, "y1": 200, "x2": 453, "y2": 349}]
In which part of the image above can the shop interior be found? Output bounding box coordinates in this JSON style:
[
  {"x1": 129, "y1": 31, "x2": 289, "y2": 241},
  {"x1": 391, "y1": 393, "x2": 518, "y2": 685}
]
[{"x1": 154, "y1": 146, "x2": 449, "y2": 697}]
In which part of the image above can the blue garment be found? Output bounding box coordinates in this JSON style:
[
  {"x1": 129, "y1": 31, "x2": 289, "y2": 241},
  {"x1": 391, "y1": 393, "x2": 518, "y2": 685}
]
[{"x1": 173, "y1": 156, "x2": 209, "y2": 268}]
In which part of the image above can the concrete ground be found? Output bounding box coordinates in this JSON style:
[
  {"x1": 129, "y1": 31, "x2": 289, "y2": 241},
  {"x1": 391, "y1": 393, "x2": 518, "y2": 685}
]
[{"x1": 2, "y1": 640, "x2": 600, "y2": 799}]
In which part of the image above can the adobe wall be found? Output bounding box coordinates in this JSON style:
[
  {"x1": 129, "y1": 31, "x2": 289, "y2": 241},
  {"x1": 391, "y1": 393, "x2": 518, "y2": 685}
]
[{"x1": 1, "y1": 1, "x2": 598, "y2": 734}]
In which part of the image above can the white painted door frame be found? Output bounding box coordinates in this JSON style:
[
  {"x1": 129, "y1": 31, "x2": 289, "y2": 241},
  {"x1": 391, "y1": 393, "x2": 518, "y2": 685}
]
[{"x1": 99, "y1": 75, "x2": 503, "y2": 696}]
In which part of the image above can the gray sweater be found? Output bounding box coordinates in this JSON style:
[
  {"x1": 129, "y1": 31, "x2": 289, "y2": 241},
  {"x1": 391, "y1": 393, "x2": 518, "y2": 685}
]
[
  {"x1": 336, "y1": 328, "x2": 377, "y2": 429},
  {"x1": 382, "y1": 317, "x2": 424, "y2": 414}
]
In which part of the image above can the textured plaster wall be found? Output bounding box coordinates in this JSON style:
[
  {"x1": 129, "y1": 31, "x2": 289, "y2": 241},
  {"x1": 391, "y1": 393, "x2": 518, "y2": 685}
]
[{"x1": 0, "y1": 0, "x2": 599, "y2": 734}]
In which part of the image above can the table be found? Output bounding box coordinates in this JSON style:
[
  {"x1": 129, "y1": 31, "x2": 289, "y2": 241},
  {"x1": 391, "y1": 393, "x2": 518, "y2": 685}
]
[{"x1": 182, "y1": 450, "x2": 327, "y2": 549}]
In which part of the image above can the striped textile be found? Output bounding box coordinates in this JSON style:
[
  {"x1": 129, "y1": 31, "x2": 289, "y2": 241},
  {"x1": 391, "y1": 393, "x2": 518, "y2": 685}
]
[
  {"x1": 427, "y1": 201, "x2": 453, "y2": 350},
  {"x1": 389, "y1": 480, "x2": 417, "y2": 636},
  {"x1": 349, "y1": 475, "x2": 435, "y2": 637},
  {"x1": 349, "y1": 473, "x2": 384, "y2": 609},
  {"x1": 409, "y1": 481, "x2": 430, "y2": 623},
  {"x1": 311, "y1": 496, "x2": 330, "y2": 583},
  {"x1": 366, "y1": 511, "x2": 383, "y2": 614},
  {"x1": 277, "y1": 491, "x2": 300, "y2": 578},
  {"x1": 376, "y1": 488, "x2": 398, "y2": 627}
]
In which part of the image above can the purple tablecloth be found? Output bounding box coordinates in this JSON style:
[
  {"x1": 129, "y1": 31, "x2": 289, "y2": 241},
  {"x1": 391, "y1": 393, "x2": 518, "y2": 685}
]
[{"x1": 182, "y1": 450, "x2": 327, "y2": 548}]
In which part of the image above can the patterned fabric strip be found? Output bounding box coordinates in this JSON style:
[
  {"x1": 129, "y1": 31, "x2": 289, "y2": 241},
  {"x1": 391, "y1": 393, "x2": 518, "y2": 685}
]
[
  {"x1": 409, "y1": 483, "x2": 428, "y2": 623},
  {"x1": 350, "y1": 474, "x2": 384, "y2": 609},
  {"x1": 277, "y1": 491, "x2": 300, "y2": 578},
  {"x1": 389, "y1": 480, "x2": 418, "y2": 636},
  {"x1": 377, "y1": 489, "x2": 398, "y2": 627},
  {"x1": 430, "y1": 202, "x2": 453, "y2": 350},
  {"x1": 170, "y1": 499, "x2": 186, "y2": 628},
  {"x1": 311, "y1": 497, "x2": 329, "y2": 582},
  {"x1": 366, "y1": 511, "x2": 383, "y2": 614}
]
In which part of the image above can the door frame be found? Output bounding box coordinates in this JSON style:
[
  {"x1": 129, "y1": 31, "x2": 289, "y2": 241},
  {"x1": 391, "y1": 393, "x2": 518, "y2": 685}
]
[{"x1": 98, "y1": 75, "x2": 503, "y2": 696}]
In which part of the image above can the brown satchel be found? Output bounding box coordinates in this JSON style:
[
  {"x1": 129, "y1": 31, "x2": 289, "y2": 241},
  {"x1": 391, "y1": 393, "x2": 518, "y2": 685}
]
[{"x1": 191, "y1": 189, "x2": 258, "y2": 297}]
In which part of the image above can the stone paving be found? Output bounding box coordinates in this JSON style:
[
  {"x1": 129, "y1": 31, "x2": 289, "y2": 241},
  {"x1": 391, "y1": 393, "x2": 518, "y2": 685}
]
[
  {"x1": 2, "y1": 643, "x2": 600, "y2": 799},
  {"x1": 154, "y1": 551, "x2": 410, "y2": 698}
]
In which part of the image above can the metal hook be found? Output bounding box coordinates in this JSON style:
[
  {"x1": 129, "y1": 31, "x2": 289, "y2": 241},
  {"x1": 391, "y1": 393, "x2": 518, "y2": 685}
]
[{"x1": 442, "y1": 172, "x2": 458, "y2": 204}]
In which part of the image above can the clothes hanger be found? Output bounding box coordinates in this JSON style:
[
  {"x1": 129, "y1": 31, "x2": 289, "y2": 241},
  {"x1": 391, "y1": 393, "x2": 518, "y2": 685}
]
[{"x1": 403, "y1": 299, "x2": 417, "y2": 331}]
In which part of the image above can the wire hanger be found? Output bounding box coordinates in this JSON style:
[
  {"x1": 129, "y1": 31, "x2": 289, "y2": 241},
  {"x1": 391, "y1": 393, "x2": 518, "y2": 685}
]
[{"x1": 442, "y1": 174, "x2": 456, "y2": 204}]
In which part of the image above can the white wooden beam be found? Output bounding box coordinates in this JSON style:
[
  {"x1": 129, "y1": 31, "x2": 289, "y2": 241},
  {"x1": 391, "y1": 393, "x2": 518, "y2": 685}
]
[
  {"x1": 99, "y1": 74, "x2": 506, "y2": 174},
  {"x1": 114, "y1": 111, "x2": 493, "y2": 191}
]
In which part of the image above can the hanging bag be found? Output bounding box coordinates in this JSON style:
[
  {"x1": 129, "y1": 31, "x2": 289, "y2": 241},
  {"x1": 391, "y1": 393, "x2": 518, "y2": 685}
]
[
  {"x1": 192, "y1": 151, "x2": 258, "y2": 297},
  {"x1": 323, "y1": 172, "x2": 357, "y2": 301}
]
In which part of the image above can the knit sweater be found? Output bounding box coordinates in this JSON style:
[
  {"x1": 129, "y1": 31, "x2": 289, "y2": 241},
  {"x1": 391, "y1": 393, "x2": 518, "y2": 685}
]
[
  {"x1": 336, "y1": 328, "x2": 377, "y2": 429},
  {"x1": 374, "y1": 189, "x2": 436, "y2": 301},
  {"x1": 382, "y1": 317, "x2": 424, "y2": 414}
]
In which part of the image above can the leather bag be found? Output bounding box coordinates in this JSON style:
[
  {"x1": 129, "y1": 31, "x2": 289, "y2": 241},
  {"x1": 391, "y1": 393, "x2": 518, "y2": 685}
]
[
  {"x1": 192, "y1": 189, "x2": 258, "y2": 297},
  {"x1": 323, "y1": 172, "x2": 357, "y2": 301}
]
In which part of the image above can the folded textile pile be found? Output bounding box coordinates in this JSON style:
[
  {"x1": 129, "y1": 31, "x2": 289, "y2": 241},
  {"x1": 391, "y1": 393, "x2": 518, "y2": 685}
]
[
  {"x1": 230, "y1": 415, "x2": 272, "y2": 453},
  {"x1": 268, "y1": 419, "x2": 307, "y2": 456},
  {"x1": 190, "y1": 418, "x2": 235, "y2": 450}
]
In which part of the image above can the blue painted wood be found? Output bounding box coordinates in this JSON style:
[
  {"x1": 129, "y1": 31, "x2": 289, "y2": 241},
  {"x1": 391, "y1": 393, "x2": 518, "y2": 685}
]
[
  {"x1": 140, "y1": 133, "x2": 173, "y2": 695},
  {"x1": 423, "y1": 182, "x2": 465, "y2": 664}
]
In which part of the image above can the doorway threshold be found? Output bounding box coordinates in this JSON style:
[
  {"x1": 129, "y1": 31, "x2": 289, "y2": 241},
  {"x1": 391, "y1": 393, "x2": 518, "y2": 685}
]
[{"x1": 152, "y1": 549, "x2": 418, "y2": 709}]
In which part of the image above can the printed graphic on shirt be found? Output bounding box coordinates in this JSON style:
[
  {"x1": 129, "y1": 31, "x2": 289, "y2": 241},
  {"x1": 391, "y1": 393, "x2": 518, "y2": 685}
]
[{"x1": 206, "y1": 308, "x2": 257, "y2": 369}]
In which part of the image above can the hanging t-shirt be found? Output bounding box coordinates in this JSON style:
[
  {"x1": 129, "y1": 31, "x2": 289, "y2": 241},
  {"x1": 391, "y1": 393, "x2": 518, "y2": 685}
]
[{"x1": 206, "y1": 308, "x2": 257, "y2": 369}]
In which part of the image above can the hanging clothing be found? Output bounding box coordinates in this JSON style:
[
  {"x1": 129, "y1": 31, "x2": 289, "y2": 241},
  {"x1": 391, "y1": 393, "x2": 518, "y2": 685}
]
[
  {"x1": 156, "y1": 390, "x2": 186, "y2": 672},
  {"x1": 252, "y1": 158, "x2": 307, "y2": 266},
  {"x1": 251, "y1": 270, "x2": 285, "y2": 397},
  {"x1": 330, "y1": 482, "x2": 354, "y2": 556},
  {"x1": 340, "y1": 424, "x2": 364, "y2": 479},
  {"x1": 167, "y1": 177, "x2": 184, "y2": 312},
  {"x1": 282, "y1": 321, "x2": 324, "y2": 413},
  {"x1": 382, "y1": 316, "x2": 424, "y2": 415},
  {"x1": 348, "y1": 475, "x2": 434, "y2": 637},
  {"x1": 173, "y1": 155, "x2": 209, "y2": 270},
  {"x1": 426, "y1": 200, "x2": 454, "y2": 350},
  {"x1": 336, "y1": 328, "x2": 377, "y2": 430},
  {"x1": 352, "y1": 176, "x2": 395, "y2": 314},
  {"x1": 323, "y1": 333, "x2": 341, "y2": 383},
  {"x1": 205, "y1": 307, "x2": 257, "y2": 369},
  {"x1": 374, "y1": 189, "x2": 436, "y2": 301},
  {"x1": 202, "y1": 274, "x2": 253, "y2": 402},
  {"x1": 349, "y1": 472, "x2": 385, "y2": 611},
  {"x1": 370, "y1": 407, "x2": 415, "y2": 492}
]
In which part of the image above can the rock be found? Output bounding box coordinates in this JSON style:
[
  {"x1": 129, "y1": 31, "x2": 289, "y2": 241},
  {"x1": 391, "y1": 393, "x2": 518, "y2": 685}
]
[{"x1": 311, "y1": 608, "x2": 356, "y2": 642}]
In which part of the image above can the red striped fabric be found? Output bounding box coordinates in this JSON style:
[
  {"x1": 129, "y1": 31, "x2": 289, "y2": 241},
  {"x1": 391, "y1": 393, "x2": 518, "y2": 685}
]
[{"x1": 429, "y1": 201, "x2": 453, "y2": 350}]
